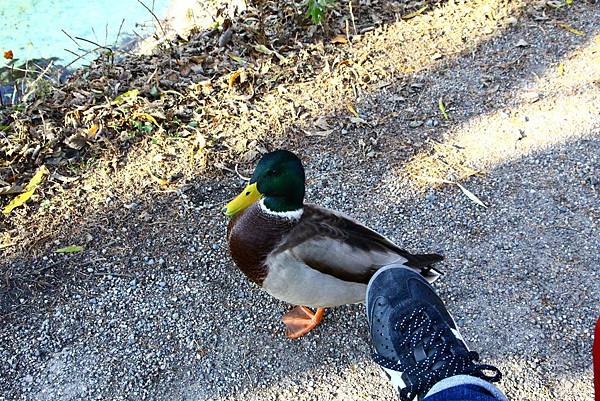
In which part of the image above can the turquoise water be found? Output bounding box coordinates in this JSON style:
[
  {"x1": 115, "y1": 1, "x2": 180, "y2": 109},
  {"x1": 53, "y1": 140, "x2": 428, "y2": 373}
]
[{"x1": 0, "y1": 0, "x2": 170, "y2": 67}]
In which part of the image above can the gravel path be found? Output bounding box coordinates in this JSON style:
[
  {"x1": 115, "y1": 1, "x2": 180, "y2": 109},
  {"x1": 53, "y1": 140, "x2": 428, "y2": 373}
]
[{"x1": 1, "y1": 2, "x2": 599, "y2": 401}]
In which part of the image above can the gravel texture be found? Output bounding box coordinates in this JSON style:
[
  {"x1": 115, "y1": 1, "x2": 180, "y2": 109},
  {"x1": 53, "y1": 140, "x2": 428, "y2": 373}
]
[{"x1": 1, "y1": 2, "x2": 599, "y2": 401}]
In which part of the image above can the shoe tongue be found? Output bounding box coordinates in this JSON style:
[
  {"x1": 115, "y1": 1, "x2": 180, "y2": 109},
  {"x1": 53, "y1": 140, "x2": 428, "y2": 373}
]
[
  {"x1": 387, "y1": 307, "x2": 429, "y2": 354},
  {"x1": 387, "y1": 306, "x2": 459, "y2": 366}
]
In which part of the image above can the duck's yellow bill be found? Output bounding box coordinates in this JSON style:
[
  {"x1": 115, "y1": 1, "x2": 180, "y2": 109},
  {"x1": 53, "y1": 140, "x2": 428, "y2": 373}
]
[{"x1": 223, "y1": 182, "x2": 262, "y2": 217}]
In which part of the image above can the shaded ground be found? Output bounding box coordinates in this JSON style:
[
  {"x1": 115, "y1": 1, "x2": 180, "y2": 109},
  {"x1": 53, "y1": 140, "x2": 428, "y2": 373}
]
[{"x1": 1, "y1": 1, "x2": 599, "y2": 400}]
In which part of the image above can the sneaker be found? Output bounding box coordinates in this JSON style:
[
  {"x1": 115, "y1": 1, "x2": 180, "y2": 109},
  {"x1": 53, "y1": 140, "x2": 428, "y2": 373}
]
[{"x1": 366, "y1": 264, "x2": 502, "y2": 401}]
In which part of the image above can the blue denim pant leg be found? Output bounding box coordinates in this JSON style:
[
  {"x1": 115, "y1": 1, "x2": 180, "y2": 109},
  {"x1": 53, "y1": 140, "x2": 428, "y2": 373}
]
[
  {"x1": 423, "y1": 384, "x2": 501, "y2": 401},
  {"x1": 422, "y1": 375, "x2": 508, "y2": 401}
]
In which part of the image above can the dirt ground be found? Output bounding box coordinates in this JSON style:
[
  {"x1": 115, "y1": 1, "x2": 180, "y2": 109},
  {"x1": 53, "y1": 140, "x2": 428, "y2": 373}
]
[{"x1": 1, "y1": 1, "x2": 599, "y2": 400}]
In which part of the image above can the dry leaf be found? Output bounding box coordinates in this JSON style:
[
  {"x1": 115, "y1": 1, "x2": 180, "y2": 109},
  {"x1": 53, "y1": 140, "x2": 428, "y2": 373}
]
[
  {"x1": 0, "y1": 241, "x2": 15, "y2": 250},
  {"x1": 65, "y1": 133, "x2": 88, "y2": 150},
  {"x1": 253, "y1": 44, "x2": 288, "y2": 64},
  {"x1": 3, "y1": 166, "x2": 48, "y2": 215},
  {"x1": 50, "y1": 172, "x2": 79, "y2": 184},
  {"x1": 253, "y1": 44, "x2": 274, "y2": 55},
  {"x1": 350, "y1": 116, "x2": 368, "y2": 125},
  {"x1": 557, "y1": 22, "x2": 584, "y2": 36},
  {"x1": 0, "y1": 185, "x2": 24, "y2": 196},
  {"x1": 134, "y1": 113, "x2": 160, "y2": 127},
  {"x1": 56, "y1": 245, "x2": 84, "y2": 254},
  {"x1": 331, "y1": 35, "x2": 348, "y2": 44},
  {"x1": 88, "y1": 124, "x2": 99, "y2": 137},
  {"x1": 195, "y1": 131, "x2": 206, "y2": 157},
  {"x1": 219, "y1": 27, "x2": 233, "y2": 47},
  {"x1": 228, "y1": 69, "x2": 242, "y2": 89},
  {"x1": 515, "y1": 39, "x2": 529, "y2": 47},
  {"x1": 402, "y1": 5, "x2": 428, "y2": 20},
  {"x1": 191, "y1": 80, "x2": 213, "y2": 96},
  {"x1": 456, "y1": 183, "x2": 488, "y2": 208},
  {"x1": 314, "y1": 116, "x2": 330, "y2": 130},
  {"x1": 412, "y1": 176, "x2": 487, "y2": 208},
  {"x1": 114, "y1": 89, "x2": 139, "y2": 105},
  {"x1": 438, "y1": 98, "x2": 449, "y2": 120},
  {"x1": 346, "y1": 103, "x2": 359, "y2": 118},
  {"x1": 229, "y1": 53, "x2": 246, "y2": 64},
  {"x1": 305, "y1": 129, "x2": 334, "y2": 137},
  {"x1": 546, "y1": 0, "x2": 564, "y2": 9}
]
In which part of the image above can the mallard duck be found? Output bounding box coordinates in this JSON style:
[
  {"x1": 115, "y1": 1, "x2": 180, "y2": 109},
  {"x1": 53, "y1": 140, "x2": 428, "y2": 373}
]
[{"x1": 224, "y1": 150, "x2": 443, "y2": 339}]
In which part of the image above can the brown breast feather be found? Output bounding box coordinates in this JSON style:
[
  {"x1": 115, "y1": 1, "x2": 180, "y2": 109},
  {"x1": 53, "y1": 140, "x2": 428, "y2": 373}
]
[{"x1": 227, "y1": 203, "x2": 298, "y2": 285}]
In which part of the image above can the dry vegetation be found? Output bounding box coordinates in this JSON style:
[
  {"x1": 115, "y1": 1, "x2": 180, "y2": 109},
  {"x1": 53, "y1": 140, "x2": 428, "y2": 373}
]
[{"x1": 0, "y1": 0, "x2": 586, "y2": 256}]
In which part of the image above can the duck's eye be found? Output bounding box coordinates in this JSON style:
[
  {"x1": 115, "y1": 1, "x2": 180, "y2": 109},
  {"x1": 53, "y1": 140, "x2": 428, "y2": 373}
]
[
  {"x1": 245, "y1": 191, "x2": 250, "y2": 196},
  {"x1": 268, "y1": 169, "x2": 278, "y2": 176}
]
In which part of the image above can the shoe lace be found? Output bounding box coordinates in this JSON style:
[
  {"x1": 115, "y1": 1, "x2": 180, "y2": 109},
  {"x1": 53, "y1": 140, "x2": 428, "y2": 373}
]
[{"x1": 372, "y1": 307, "x2": 502, "y2": 401}]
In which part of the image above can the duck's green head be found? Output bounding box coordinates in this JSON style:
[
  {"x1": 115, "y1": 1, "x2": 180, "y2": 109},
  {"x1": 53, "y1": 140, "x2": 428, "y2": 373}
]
[{"x1": 223, "y1": 150, "x2": 305, "y2": 217}]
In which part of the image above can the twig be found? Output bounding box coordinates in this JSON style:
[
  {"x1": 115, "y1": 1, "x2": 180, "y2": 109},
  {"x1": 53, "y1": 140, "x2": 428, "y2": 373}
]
[
  {"x1": 113, "y1": 18, "x2": 126, "y2": 47},
  {"x1": 6, "y1": 66, "x2": 53, "y2": 80},
  {"x1": 81, "y1": 258, "x2": 108, "y2": 267},
  {"x1": 345, "y1": 20, "x2": 352, "y2": 47},
  {"x1": 161, "y1": 89, "x2": 185, "y2": 97},
  {"x1": 136, "y1": 0, "x2": 168, "y2": 38},
  {"x1": 131, "y1": 29, "x2": 145, "y2": 41},
  {"x1": 145, "y1": 68, "x2": 158, "y2": 85},
  {"x1": 74, "y1": 36, "x2": 112, "y2": 53},
  {"x1": 32, "y1": 261, "x2": 61, "y2": 276},
  {"x1": 39, "y1": 112, "x2": 47, "y2": 139},
  {"x1": 348, "y1": 0, "x2": 357, "y2": 36},
  {"x1": 31, "y1": 61, "x2": 51, "y2": 76},
  {"x1": 64, "y1": 48, "x2": 83, "y2": 59},
  {"x1": 63, "y1": 47, "x2": 103, "y2": 69},
  {"x1": 91, "y1": 26, "x2": 99, "y2": 44},
  {"x1": 93, "y1": 272, "x2": 134, "y2": 278},
  {"x1": 22, "y1": 61, "x2": 55, "y2": 102},
  {"x1": 21, "y1": 60, "x2": 29, "y2": 98},
  {"x1": 11, "y1": 82, "x2": 17, "y2": 104},
  {"x1": 62, "y1": 29, "x2": 82, "y2": 48}
]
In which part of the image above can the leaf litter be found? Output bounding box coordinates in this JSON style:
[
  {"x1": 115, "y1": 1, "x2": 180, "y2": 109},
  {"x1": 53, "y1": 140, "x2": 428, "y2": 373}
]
[{"x1": 0, "y1": 0, "x2": 582, "y2": 252}]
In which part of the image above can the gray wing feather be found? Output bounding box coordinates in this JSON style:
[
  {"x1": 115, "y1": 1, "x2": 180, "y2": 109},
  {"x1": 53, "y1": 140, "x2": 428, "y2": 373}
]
[{"x1": 274, "y1": 205, "x2": 409, "y2": 283}]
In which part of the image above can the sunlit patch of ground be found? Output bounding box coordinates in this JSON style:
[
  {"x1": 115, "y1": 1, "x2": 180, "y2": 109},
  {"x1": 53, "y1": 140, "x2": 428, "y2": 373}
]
[{"x1": 400, "y1": 32, "x2": 600, "y2": 192}]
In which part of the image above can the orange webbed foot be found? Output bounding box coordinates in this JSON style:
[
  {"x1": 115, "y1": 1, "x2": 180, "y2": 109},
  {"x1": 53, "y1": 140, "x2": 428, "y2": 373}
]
[{"x1": 282, "y1": 306, "x2": 325, "y2": 339}]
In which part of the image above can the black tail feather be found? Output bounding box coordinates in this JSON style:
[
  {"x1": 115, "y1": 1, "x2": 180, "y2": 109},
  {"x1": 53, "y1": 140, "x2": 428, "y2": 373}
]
[{"x1": 404, "y1": 253, "x2": 444, "y2": 269}]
